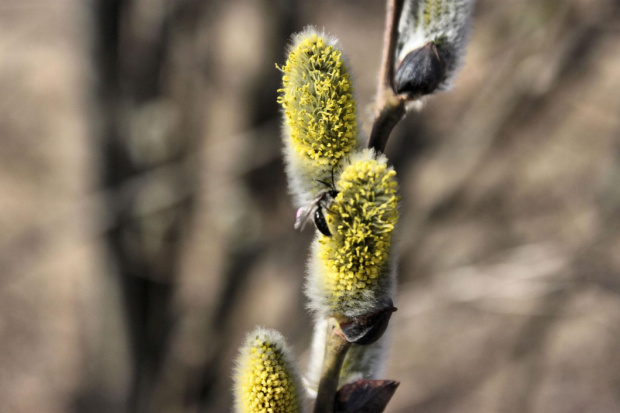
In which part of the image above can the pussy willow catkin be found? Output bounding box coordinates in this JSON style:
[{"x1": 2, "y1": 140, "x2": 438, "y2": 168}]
[
  {"x1": 234, "y1": 328, "x2": 305, "y2": 413},
  {"x1": 307, "y1": 149, "x2": 400, "y2": 318},
  {"x1": 395, "y1": 0, "x2": 476, "y2": 93},
  {"x1": 278, "y1": 27, "x2": 359, "y2": 208}
]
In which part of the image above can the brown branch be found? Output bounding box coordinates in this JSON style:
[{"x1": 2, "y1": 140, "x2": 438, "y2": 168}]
[
  {"x1": 378, "y1": 0, "x2": 404, "y2": 94},
  {"x1": 367, "y1": 0, "x2": 406, "y2": 153}
]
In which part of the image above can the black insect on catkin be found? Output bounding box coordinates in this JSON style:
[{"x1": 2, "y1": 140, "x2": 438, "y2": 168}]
[{"x1": 314, "y1": 208, "x2": 332, "y2": 237}]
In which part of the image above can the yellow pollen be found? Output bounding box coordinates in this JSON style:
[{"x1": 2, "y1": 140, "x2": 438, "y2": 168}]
[
  {"x1": 277, "y1": 32, "x2": 357, "y2": 166},
  {"x1": 318, "y1": 157, "x2": 399, "y2": 313},
  {"x1": 239, "y1": 338, "x2": 299, "y2": 413}
]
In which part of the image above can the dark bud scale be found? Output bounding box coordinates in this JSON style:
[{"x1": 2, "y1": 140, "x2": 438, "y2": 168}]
[
  {"x1": 339, "y1": 301, "x2": 397, "y2": 346},
  {"x1": 394, "y1": 42, "x2": 446, "y2": 98}
]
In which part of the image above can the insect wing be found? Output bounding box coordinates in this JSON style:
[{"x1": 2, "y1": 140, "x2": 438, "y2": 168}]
[{"x1": 294, "y1": 204, "x2": 315, "y2": 231}]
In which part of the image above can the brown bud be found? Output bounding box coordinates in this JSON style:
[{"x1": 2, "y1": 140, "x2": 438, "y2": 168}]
[
  {"x1": 334, "y1": 379, "x2": 400, "y2": 413},
  {"x1": 339, "y1": 302, "x2": 397, "y2": 345}
]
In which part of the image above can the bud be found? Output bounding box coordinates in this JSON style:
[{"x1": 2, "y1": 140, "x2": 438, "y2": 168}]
[
  {"x1": 234, "y1": 328, "x2": 306, "y2": 413},
  {"x1": 334, "y1": 379, "x2": 400, "y2": 412},
  {"x1": 307, "y1": 149, "x2": 400, "y2": 319},
  {"x1": 339, "y1": 302, "x2": 396, "y2": 345},
  {"x1": 394, "y1": 0, "x2": 476, "y2": 96},
  {"x1": 277, "y1": 27, "x2": 359, "y2": 208}
]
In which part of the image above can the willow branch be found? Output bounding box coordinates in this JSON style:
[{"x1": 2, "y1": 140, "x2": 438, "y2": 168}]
[{"x1": 367, "y1": 0, "x2": 406, "y2": 153}]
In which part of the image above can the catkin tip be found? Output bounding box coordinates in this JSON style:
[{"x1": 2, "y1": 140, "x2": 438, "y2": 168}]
[{"x1": 234, "y1": 327, "x2": 306, "y2": 413}]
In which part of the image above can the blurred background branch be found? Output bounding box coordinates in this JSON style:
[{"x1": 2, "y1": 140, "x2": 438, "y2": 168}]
[{"x1": 0, "y1": 0, "x2": 619, "y2": 412}]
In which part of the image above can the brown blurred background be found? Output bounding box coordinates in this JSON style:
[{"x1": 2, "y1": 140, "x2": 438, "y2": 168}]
[{"x1": 1, "y1": 0, "x2": 619, "y2": 412}]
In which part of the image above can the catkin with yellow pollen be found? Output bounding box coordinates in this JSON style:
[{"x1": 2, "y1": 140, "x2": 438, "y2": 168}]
[
  {"x1": 307, "y1": 149, "x2": 400, "y2": 318},
  {"x1": 277, "y1": 27, "x2": 359, "y2": 207},
  {"x1": 234, "y1": 328, "x2": 306, "y2": 413}
]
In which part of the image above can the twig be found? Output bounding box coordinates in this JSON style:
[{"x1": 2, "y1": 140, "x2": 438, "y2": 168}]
[
  {"x1": 367, "y1": 0, "x2": 406, "y2": 153},
  {"x1": 313, "y1": 318, "x2": 352, "y2": 413}
]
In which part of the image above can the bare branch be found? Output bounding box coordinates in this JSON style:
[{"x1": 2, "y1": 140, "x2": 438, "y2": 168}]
[{"x1": 367, "y1": 0, "x2": 406, "y2": 153}]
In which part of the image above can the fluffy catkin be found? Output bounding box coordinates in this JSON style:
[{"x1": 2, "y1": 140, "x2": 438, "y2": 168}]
[
  {"x1": 234, "y1": 328, "x2": 306, "y2": 413},
  {"x1": 277, "y1": 27, "x2": 359, "y2": 208},
  {"x1": 395, "y1": 0, "x2": 476, "y2": 91},
  {"x1": 306, "y1": 149, "x2": 400, "y2": 319}
]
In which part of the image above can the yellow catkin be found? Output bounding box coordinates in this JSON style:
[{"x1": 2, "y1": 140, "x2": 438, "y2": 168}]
[
  {"x1": 235, "y1": 329, "x2": 302, "y2": 413},
  {"x1": 422, "y1": 0, "x2": 447, "y2": 27},
  {"x1": 277, "y1": 29, "x2": 358, "y2": 204},
  {"x1": 317, "y1": 152, "x2": 399, "y2": 315},
  {"x1": 424, "y1": 0, "x2": 433, "y2": 26},
  {"x1": 278, "y1": 32, "x2": 357, "y2": 165}
]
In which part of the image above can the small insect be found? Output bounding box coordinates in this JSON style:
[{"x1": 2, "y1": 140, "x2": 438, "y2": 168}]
[{"x1": 295, "y1": 174, "x2": 339, "y2": 237}]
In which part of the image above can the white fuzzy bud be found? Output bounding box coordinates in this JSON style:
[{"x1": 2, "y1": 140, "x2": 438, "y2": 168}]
[{"x1": 394, "y1": 0, "x2": 476, "y2": 95}]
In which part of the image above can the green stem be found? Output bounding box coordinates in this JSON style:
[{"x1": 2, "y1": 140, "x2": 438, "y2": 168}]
[{"x1": 313, "y1": 318, "x2": 352, "y2": 413}]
